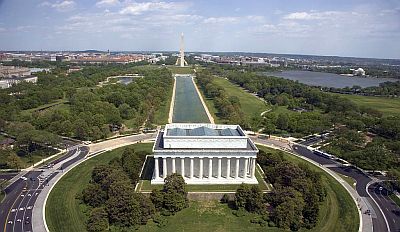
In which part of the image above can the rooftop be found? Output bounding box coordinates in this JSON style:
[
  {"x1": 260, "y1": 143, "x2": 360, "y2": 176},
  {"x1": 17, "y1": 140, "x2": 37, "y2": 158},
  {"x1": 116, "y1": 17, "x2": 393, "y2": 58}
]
[{"x1": 166, "y1": 126, "x2": 241, "y2": 137}]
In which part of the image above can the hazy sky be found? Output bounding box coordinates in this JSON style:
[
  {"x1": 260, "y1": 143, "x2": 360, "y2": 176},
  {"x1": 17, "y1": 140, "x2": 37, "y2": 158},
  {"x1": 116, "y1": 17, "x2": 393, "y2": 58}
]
[{"x1": 0, "y1": 0, "x2": 399, "y2": 59}]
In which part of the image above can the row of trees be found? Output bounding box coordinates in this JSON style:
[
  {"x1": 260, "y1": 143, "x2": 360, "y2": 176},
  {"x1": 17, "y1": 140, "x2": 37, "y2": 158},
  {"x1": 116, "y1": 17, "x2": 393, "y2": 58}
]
[
  {"x1": 81, "y1": 147, "x2": 188, "y2": 231},
  {"x1": 196, "y1": 70, "x2": 247, "y2": 127}
]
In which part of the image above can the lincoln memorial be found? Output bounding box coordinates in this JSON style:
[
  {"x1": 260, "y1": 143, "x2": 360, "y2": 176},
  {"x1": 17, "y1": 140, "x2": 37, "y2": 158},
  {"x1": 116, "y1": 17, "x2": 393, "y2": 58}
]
[{"x1": 151, "y1": 123, "x2": 259, "y2": 185}]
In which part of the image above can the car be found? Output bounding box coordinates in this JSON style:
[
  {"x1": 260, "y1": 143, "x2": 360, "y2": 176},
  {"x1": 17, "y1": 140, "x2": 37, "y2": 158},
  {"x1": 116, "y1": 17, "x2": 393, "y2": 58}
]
[
  {"x1": 20, "y1": 194, "x2": 24, "y2": 197},
  {"x1": 25, "y1": 220, "x2": 30, "y2": 224},
  {"x1": 16, "y1": 219, "x2": 22, "y2": 222},
  {"x1": 20, "y1": 177, "x2": 27, "y2": 181},
  {"x1": 27, "y1": 193, "x2": 32, "y2": 197},
  {"x1": 19, "y1": 207, "x2": 25, "y2": 211},
  {"x1": 379, "y1": 186, "x2": 383, "y2": 191},
  {"x1": 27, "y1": 206, "x2": 33, "y2": 210},
  {"x1": 11, "y1": 208, "x2": 16, "y2": 212},
  {"x1": 7, "y1": 221, "x2": 13, "y2": 224},
  {"x1": 35, "y1": 193, "x2": 39, "y2": 196}
]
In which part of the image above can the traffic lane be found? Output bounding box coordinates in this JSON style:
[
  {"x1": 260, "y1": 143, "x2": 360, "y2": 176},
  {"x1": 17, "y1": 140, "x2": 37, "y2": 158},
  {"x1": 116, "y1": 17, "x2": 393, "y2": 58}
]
[
  {"x1": 12, "y1": 171, "x2": 57, "y2": 232},
  {"x1": 58, "y1": 147, "x2": 88, "y2": 171},
  {"x1": 1, "y1": 172, "x2": 41, "y2": 232},
  {"x1": 0, "y1": 173, "x2": 18, "y2": 181},
  {"x1": 369, "y1": 183, "x2": 400, "y2": 232},
  {"x1": 23, "y1": 172, "x2": 58, "y2": 232},
  {"x1": 292, "y1": 145, "x2": 336, "y2": 165},
  {"x1": 50, "y1": 148, "x2": 78, "y2": 165},
  {"x1": 292, "y1": 145, "x2": 390, "y2": 232}
]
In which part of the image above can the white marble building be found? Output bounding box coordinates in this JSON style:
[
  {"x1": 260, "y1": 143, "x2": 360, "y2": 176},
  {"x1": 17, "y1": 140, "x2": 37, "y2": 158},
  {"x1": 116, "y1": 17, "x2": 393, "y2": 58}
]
[{"x1": 151, "y1": 123, "x2": 258, "y2": 185}]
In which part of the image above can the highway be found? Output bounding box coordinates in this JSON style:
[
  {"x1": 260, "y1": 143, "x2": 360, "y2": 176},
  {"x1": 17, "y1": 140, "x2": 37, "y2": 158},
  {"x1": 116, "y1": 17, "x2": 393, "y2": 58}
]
[
  {"x1": 0, "y1": 145, "x2": 89, "y2": 232},
  {"x1": 369, "y1": 182, "x2": 400, "y2": 232}
]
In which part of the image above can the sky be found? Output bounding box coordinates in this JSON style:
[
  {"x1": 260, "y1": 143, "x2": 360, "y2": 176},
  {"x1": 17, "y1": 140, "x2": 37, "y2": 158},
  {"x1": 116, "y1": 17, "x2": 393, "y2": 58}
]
[{"x1": 0, "y1": 0, "x2": 399, "y2": 59}]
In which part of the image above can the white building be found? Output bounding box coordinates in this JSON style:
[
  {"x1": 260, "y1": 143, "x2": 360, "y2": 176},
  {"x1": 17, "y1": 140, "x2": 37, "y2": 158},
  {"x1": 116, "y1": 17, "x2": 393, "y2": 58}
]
[
  {"x1": 0, "y1": 76, "x2": 38, "y2": 89},
  {"x1": 151, "y1": 123, "x2": 259, "y2": 185}
]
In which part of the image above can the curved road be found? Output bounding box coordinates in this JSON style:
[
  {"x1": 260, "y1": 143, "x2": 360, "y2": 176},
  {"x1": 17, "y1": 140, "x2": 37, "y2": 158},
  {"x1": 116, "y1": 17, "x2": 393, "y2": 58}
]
[{"x1": 0, "y1": 146, "x2": 89, "y2": 232}]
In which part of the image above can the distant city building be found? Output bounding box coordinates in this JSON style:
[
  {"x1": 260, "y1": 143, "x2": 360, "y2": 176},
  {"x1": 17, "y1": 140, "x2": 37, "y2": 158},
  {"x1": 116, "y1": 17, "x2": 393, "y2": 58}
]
[
  {"x1": 0, "y1": 76, "x2": 38, "y2": 89},
  {"x1": 0, "y1": 65, "x2": 31, "y2": 78},
  {"x1": 152, "y1": 123, "x2": 259, "y2": 185}
]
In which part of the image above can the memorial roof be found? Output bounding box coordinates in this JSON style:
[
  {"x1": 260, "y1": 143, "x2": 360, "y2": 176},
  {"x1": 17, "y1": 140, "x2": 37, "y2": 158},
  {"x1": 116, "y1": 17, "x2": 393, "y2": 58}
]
[{"x1": 166, "y1": 126, "x2": 241, "y2": 137}]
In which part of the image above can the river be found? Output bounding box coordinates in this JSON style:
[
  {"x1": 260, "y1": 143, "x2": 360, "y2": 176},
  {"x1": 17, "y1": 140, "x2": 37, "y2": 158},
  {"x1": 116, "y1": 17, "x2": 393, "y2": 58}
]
[
  {"x1": 262, "y1": 70, "x2": 398, "y2": 88},
  {"x1": 172, "y1": 75, "x2": 210, "y2": 123}
]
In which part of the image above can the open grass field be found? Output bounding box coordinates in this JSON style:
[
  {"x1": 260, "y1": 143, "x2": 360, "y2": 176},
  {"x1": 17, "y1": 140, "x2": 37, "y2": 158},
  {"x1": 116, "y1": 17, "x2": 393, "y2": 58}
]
[
  {"x1": 199, "y1": 77, "x2": 269, "y2": 123},
  {"x1": 167, "y1": 65, "x2": 195, "y2": 74},
  {"x1": 21, "y1": 99, "x2": 69, "y2": 114},
  {"x1": 45, "y1": 143, "x2": 153, "y2": 232},
  {"x1": 153, "y1": 84, "x2": 173, "y2": 125},
  {"x1": 258, "y1": 146, "x2": 359, "y2": 232},
  {"x1": 46, "y1": 141, "x2": 358, "y2": 232},
  {"x1": 337, "y1": 173, "x2": 357, "y2": 189},
  {"x1": 335, "y1": 94, "x2": 400, "y2": 116}
]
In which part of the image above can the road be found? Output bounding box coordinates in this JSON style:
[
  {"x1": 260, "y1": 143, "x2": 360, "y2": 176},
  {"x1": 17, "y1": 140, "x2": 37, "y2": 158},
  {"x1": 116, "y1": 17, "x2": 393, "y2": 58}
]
[
  {"x1": 291, "y1": 145, "x2": 389, "y2": 232},
  {"x1": 0, "y1": 145, "x2": 89, "y2": 232},
  {"x1": 369, "y1": 182, "x2": 400, "y2": 232}
]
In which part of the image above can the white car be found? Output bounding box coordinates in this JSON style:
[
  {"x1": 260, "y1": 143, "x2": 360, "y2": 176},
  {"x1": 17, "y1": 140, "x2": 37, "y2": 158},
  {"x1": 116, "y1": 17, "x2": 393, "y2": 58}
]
[
  {"x1": 35, "y1": 193, "x2": 39, "y2": 196},
  {"x1": 7, "y1": 221, "x2": 13, "y2": 224},
  {"x1": 11, "y1": 208, "x2": 16, "y2": 212},
  {"x1": 27, "y1": 206, "x2": 33, "y2": 210},
  {"x1": 16, "y1": 219, "x2": 22, "y2": 222},
  {"x1": 27, "y1": 193, "x2": 32, "y2": 197},
  {"x1": 20, "y1": 194, "x2": 24, "y2": 197},
  {"x1": 19, "y1": 207, "x2": 25, "y2": 211}
]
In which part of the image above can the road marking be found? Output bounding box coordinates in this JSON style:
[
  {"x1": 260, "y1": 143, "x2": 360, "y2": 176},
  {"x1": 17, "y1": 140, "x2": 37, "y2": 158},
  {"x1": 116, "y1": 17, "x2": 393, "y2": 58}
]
[
  {"x1": 3, "y1": 180, "x2": 27, "y2": 232},
  {"x1": 22, "y1": 177, "x2": 42, "y2": 232}
]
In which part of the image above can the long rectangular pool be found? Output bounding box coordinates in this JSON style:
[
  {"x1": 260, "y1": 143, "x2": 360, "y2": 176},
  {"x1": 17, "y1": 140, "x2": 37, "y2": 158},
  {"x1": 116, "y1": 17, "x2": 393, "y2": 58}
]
[{"x1": 172, "y1": 75, "x2": 210, "y2": 123}]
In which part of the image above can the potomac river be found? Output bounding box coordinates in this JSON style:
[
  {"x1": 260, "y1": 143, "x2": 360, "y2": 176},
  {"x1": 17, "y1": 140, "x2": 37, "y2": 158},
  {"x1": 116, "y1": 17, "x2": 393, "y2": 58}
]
[{"x1": 262, "y1": 70, "x2": 398, "y2": 88}]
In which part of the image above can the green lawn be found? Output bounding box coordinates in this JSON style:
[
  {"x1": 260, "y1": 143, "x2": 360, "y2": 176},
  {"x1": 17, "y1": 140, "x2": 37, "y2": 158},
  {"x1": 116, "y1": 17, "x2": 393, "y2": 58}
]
[
  {"x1": 21, "y1": 99, "x2": 68, "y2": 114},
  {"x1": 337, "y1": 173, "x2": 357, "y2": 189},
  {"x1": 389, "y1": 194, "x2": 400, "y2": 208},
  {"x1": 153, "y1": 84, "x2": 173, "y2": 125},
  {"x1": 167, "y1": 65, "x2": 195, "y2": 74},
  {"x1": 45, "y1": 143, "x2": 153, "y2": 232},
  {"x1": 199, "y1": 77, "x2": 269, "y2": 123},
  {"x1": 138, "y1": 200, "x2": 282, "y2": 232},
  {"x1": 46, "y1": 142, "x2": 358, "y2": 232},
  {"x1": 335, "y1": 94, "x2": 400, "y2": 116},
  {"x1": 257, "y1": 146, "x2": 359, "y2": 232}
]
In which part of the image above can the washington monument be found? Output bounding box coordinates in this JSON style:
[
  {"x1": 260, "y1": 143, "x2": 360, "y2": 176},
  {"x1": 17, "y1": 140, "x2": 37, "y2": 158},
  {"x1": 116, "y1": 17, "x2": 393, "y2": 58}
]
[{"x1": 175, "y1": 32, "x2": 187, "y2": 67}]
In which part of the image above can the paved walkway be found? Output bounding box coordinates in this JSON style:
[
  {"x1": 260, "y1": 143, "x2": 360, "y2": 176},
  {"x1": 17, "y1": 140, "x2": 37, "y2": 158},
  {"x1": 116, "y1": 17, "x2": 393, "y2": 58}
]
[
  {"x1": 253, "y1": 139, "x2": 371, "y2": 232},
  {"x1": 168, "y1": 75, "x2": 177, "y2": 123}
]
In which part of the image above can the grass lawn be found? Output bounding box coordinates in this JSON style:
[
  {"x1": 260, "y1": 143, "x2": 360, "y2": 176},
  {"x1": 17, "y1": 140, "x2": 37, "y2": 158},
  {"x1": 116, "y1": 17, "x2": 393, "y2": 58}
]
[
  {"x1": 335, "y1": 94, "x2": 400, "y2": 116},
  {"x1": 199, "y1": 77, "x2": 269, "y2": 123},
  {"x1": 45, "y1": 143, "x2": 153, "y2": 232},
  {"x1": 153, "y1": 85, "x2": 173, "y2": 125},
  {"x1": 21, "y1": 99, "x2": 69, "y2": 114},
  {"x1": 167, "y1": 65, "x2": 195, "y2": 74},
  {"x1": 257, "y1": 146, "x2": 359, "y2": 232},
  {"x1": 389, "y1": 194, "x2": 400, "y2": 208},
  {"x1": 138, "y1": 200, "x2": 282, "y2": 232},
  {"x1": 337, "y1": 173, "x2": 357, "y2": 189},
  {"x1": 46, "y1": 142, "x2": 358, "y2": 232}
]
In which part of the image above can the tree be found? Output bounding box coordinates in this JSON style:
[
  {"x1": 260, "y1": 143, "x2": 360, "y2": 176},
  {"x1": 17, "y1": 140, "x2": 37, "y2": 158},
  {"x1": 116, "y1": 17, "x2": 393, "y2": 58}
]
[
  {"x1": 82, "y1": 183, "x2": 108, "y2": 207},
  {"x1": 235, "y1": 184, "x2": 264, "y2": 213},
  {"x1": 6, "y1": 152, "x2": 24, "y2": 170},
  {"x1": 276, "y1": 113, "x2": 289, "y2": 130},
  {"x1": 150, "y1": 189, "x2": 164, "y2": 210},
  {"x1": 87, "y1": 208, "x2": 109, "y2": 232},
  {"x1": 163, "y1": 173, "x2": 187, "y2": 196}
]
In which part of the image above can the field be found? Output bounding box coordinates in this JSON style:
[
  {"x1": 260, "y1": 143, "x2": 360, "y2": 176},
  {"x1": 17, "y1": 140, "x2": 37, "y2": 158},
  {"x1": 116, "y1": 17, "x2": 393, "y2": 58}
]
[
  {"x1": 153, "y1": 84, "x2": 173, "y2": 125},
  {"x1": 200, "y1": 77, "x2": 269, "y2": 123},
  {"x1": 45, "y1": 142, "x2": 358, "y2": 232},
  {"x1": 45, "y1": 143, "x2": 153, "y2": 232},
  {"x1": 167, "y1": 65, "x2": 195, "y2": 74},
  {"x1": 336, "y1": 94, "x2": 400, "y2": 116}
]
